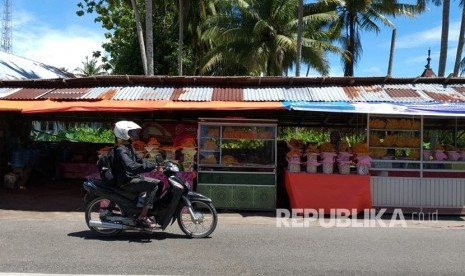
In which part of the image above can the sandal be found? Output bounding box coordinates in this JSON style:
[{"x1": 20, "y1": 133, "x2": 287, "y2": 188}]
[{"x1": 138, "y1": 217, "x2": 156, "y2": 228}]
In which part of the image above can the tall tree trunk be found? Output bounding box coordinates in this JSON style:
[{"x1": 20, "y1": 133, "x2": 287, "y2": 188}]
[
  {"x1": 146, "y1": 0, "x2": 154, "y2": 75},
  {"x1": 454, "y1": 4, "x2": 465, "y2": 77},
  {"x1": 438, "y1": 0, "x2": 450, "y2": 77},
  {"x1": 131, "y1": 0, "x2": 147, "y2": 75},
  {"x1": 345, "y1": 12, "x2": 356, "y2": 76},
  {"x1": 178, "y1": 0, "x2": 184, "y2": 76},
  {"x1": 296, "y1": 0, "x2": 303, "y2": 76},
  {"x1": 387, "y1": 29, "x2": 396, "y2": 77}
]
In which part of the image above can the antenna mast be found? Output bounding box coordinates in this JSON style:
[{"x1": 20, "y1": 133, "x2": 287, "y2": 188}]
[{"x1": 1, "y1": 0, "x2": 12, "y2": 53}]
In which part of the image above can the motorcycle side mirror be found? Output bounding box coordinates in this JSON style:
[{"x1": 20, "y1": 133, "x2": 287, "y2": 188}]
[{"x1": 155, "y1": 154, "x2": 164, "y2": 164}]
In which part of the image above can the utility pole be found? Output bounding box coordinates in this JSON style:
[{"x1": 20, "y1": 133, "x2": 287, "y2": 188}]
[{"x1": 1, "y1": 0, "x2": 12, "y2": 53}]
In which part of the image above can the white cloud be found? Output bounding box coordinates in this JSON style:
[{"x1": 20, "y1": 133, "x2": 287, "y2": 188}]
[
  {"x1": 11, "y1": 10, "x2": 105, "y2": 71},
  {"x1": 396, "y1": 20, "x2": 461, "y2": 49}
]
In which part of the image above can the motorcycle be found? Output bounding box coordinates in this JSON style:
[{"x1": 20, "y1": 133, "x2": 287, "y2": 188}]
[{"x1": 82, "y1": 155, "x2": 217, "y2": 238}]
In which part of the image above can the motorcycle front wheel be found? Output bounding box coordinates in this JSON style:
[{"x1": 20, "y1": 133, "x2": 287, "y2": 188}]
[
  {"x1": 85, "y1": 196, "x2": 123, "y2": 237},
  {"x1": 177, "y1": 200, "x2": 217, "y2": 238}
]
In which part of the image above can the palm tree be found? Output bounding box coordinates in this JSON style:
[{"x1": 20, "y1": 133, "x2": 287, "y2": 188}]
[
  {"x1": 439, "y1": 0, "x2": 450, "y2": 77},
  {"x1": 330, "y1": 0, "x2": 424, "y2": 76},
  {"x1": 130, "y1": 0, "x2": 148, "y2": 75},
  {"x1": 178, "y1": 0, "x2": 184, "y2": 76},
  {"x1": 175, "y1": 0, "x2": 220, "y2": 75},
  {"x1": 146, "y1": 0, "x2": 154, "y2": 75},
  {"x1": 201, "y1": 0, "x2": 340, "y2": 76},
  {"x1": 453, "y1": 1, "x2": 465, "y2": 76},
  {"x1": 74, "y1": 56, "x2": 106, "y2": 76},
  {"x1": 296, "y1": 0, "x2": 303, "y2": 76}
]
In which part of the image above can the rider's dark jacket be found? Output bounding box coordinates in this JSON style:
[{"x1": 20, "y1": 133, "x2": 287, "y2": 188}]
[{"x1": 113, "y1": 144, "x2": 156, "y2": 187}]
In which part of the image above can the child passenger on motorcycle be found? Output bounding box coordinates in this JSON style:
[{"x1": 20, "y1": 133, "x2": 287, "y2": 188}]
[{"x1": 112, "y1": 120, "x2": 160, "y2": 228}]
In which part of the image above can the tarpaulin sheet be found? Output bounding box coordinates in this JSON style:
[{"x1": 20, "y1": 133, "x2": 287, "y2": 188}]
[
  {"x1": 284, "y1": 101, "x2": 465, "y2": 116},
  {"x1": 19, "y1": 100, "x2": 284, "y2": 113}
]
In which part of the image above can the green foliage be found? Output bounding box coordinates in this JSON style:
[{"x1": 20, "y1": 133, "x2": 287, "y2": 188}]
[
  {"x1": 77, "y1": 0, "x2": 183, "y2": 75},
  {"x1": 31, "y1": 127, "x2": 114, "y2": 143},
  {"x1": 221, "y1": 139, "x2": 265, "y2": 149},
  {"x1": 278, "y1": 127, "x2": 365, "y2": 146}
]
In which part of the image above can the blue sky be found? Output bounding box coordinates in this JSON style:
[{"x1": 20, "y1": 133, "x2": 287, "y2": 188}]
[{"x1": 8, "y1": 0, "x2": 464, "y2": 77}]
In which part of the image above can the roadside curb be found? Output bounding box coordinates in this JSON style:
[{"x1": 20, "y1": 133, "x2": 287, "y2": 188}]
[{"x1": 1, "y1": 209, "x2": 465, "y2": 229}]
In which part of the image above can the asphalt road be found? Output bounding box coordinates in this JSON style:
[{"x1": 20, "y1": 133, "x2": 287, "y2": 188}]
[{"x1": 1, "y1": 212, "x2": 465, "y2": 275}]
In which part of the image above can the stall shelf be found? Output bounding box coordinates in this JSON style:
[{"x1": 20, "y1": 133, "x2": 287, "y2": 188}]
[
  {"x1": 368, "y1": 114, "x2": 465, "y2": 212},
  {"x1": 196, "y1": 118, "x2": 277, "y2": 210}
]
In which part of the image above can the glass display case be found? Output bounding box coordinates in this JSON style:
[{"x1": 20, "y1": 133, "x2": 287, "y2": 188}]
[
  {"x1": 197, "y1": 118, "x2": 277, "y2": 210},
  {"x1": 368, "y1": 114, "x2": 422, "y2": 175}
]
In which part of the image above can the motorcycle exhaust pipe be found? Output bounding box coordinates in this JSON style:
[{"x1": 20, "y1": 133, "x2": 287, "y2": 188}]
[{"x1": 88, "y1": 220, "x2": 126, "y2": 230}]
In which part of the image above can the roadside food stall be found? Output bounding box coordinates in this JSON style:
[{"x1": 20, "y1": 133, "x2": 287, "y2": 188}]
[
  {"x1": 283, "y1": 100, "x2": 465, "y2": 215},
  {"x1": 2, "y1": 76, "x2": 465, "y2": 214}
]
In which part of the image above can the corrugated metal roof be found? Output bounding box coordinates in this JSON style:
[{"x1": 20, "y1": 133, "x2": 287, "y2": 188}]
[
  {"x1": 140, "y1": 87, "x2": 174, "y2": 100},
  {"x1": 308, "y1": 86, "x2": 349, "y2": 101},
  {"x1": 283, "y1": 87, "x2": 312, "y2": 101},
  {"x1": 0, "y1": 87, "x2": 21, "y2": 99},
  {"x1": 2, "y1": 88, "x2": 52, "y2": 100},
  {"x1": 39, "y1": 88, "x2": 90, "y2": 99},
  {"x1": 212, "y1": 87, "x2": 243, "y2": 101},
  {"x1": 3, "y1": 76, "x2": 465, "y2": 104},
  {"x1": 244, "y1": 87, "x2": 285, "y2": 101},
  {"x1": 172, "y1": 87, "x2": 213, "y2": 101},
  {"x1": 349, "y1": 86, "x2": 392, "y2": 102},
  {"x1": 81, "y1": 87, "x2": 121, "y2": 100}
]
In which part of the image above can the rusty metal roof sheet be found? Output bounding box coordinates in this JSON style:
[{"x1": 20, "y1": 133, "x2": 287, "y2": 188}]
[
  {"x1": 2, "y1": 88, "x2": 52, "y2": 100},
  {"x1": 212, "y1": 87, "x2": 243, "y2": 101},
  {"x1": 81, "y1": 87, "x2": 121, "y2": 100},
  {"x1": 39, "y1": 88, "x2": 90, "y2": 99}
]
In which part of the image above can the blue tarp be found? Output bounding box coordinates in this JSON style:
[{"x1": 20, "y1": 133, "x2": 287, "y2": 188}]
[{"x1": 283, "y1": 101, "x2": 465, "y2": 116}]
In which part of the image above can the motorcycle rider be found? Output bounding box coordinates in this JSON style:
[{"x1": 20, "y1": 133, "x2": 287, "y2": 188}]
[{"x1": 112, "y1": 120, "x2": 160, "y2": 228}]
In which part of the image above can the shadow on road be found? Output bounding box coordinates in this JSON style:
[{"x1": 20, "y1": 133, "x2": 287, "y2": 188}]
[{"x1": 68, "y1": 229, "x2": 189, "y2": 242}]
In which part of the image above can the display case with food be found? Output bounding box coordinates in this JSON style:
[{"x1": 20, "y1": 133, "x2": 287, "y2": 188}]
[
  {"x1": 196, "y1": 118, "x2": 277, "y2": 210},
  {"x1": 368, "y1": 115, "x2": 422, "y2": 171}
]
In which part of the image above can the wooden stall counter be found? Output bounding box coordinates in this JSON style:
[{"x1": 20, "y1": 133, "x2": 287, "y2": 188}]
[{"x1": 284, "y1": 171, "x2": 372, "y2": 215}]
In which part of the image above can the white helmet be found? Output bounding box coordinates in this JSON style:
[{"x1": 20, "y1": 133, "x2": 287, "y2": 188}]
[{"x1": 113, "y1": 120, "x2": 141, "y2": 140}]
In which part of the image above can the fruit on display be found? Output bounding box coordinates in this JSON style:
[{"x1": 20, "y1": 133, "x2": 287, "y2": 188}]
[
  {"x1": 221, "y1": 155, "x2": 239, "y2": 165},
  {"x1": 203, "y1": 139, "x2": 218, "y2": 150},
  {"x1": 370, "y1": 148, "x2": 387, "y2": 158},
  {"x1": 319, "y1": 142, "x2": 335, "y2": 153},
  {"x1": 207, "y1": 128, "x2": 220, "y2": 137},
  {"x1": 353, "y1": 143, "x2": 369, "y2": 156},
  {"x1": 369, "y1": 119, "x2": 386, "y2": 129},
  {"x1": 382, "y1": 135, "x2": 396, "y2": 147},
  {"x1": 407, "y1": 149, "x2": 420, "y2": 159},
  {"x1": 200, "y1": 154, "x2": 217, "y2": 164},
  {"x1": 369, "y1": 135, "x2": 381, "y2": 146},
  {"x1": 305, "y1": 144, "x2": 319, "y2": 153}
]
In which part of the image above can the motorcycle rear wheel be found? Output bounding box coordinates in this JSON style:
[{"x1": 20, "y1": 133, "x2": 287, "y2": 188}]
[
  {"x1": 177, "y1": 200, "x2": 217, "y2": 238},
  {"x1": 85, "y1": 196, "x2": 123, "y2": 237}
]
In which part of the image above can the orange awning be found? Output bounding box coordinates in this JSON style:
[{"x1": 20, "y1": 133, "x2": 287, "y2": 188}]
[
  {"x1": 19, "y1": 100, "x2": 284, "y2": 113},
  {"x1": 0, "y1": 100, "x2": 38, "y2": 111},
  {"x1": 20, "y1": 100, "x2": 169, "y2": 113}
]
